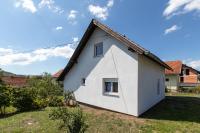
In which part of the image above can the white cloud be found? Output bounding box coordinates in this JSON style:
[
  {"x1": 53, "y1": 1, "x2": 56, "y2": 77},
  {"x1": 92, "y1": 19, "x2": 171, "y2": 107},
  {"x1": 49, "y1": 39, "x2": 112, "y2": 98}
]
[
  {"x1": 73, "y1": 37, "x2": 79, "y2": 42},
  {"x1": 15, "y1": 0, "x2": 37, "y2": 13},
  {"x1": 0, "y1": 45, "x2": 74, "y2": 66},
  {"x1": 88, "y1": 0, "x2": 114, "y2": 20},
  {"x1": 88, "y1": 5, "x2": 108, "y2": 20},
  {"x1": 38, "y1": 0, "x2": 64, "y2": 14},
  {"x1": 107, "y1": 0, "x2": 114, "y2": 7},
  {"x1": 184, "y1": 0, "x2": 200, "y2": 12},
  {"x1": 183, "y1": 59, "x2": 200, "y2": 70},
  {"x1": 0, "y1": 48, "x2": 13, "y2": 56},
  {"x1": 164, "y1": 25, "x2": 181, "y2": 35},
  {"x1": 55, "y1": 26, "x2": 63, "y2": 30},
  {"x1": 67, "y1": 10, "x2": 78, "y2": 25},
  {"x1": 163, "y1": 0, "x2": 200, "y2": 18},
  {"x1": 68, "y1": 10, "x2": 78, "y2": 20}
]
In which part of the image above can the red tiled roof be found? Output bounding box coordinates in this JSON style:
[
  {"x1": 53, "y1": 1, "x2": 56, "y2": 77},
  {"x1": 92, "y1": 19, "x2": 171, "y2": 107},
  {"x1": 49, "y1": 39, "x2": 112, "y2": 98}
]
[
  {"x1": 53, "y1": 69, "x2": 63, "y2": 78},
  {"x1": 165, "y1": 61, "x2": 182, "y2": 75},
  {"x1": 1, "y1": 76, "x2": 27, "y2": 87}
]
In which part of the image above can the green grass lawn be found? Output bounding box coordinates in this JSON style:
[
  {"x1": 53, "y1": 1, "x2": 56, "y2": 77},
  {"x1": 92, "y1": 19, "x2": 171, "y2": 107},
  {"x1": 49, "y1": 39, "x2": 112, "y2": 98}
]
[{"x1": 1, "y1": 93, "x2": 200, "y2": 133}]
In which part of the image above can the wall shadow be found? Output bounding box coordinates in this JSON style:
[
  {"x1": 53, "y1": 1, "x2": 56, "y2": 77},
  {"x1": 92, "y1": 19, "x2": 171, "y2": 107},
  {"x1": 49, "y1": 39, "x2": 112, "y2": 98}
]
[{"x1": 141, "y1": 95, "x2": 200, "y2": 123}]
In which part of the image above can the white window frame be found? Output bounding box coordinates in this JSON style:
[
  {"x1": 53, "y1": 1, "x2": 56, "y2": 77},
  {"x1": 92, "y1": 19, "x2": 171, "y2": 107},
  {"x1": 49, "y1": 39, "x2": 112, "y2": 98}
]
[{"x1": 103, "y1": 78, "x2": 119, "y2": 96}]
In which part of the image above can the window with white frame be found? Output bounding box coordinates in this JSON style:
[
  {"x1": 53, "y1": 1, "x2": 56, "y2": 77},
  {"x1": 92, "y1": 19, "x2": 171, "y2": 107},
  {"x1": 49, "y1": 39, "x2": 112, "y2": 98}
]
[
  {"x1": 103, "y1": 78, "x2": 118, "y2": 94},
  {"x1": 94, "y1": 42, "x2": 103, "y2": 57}
]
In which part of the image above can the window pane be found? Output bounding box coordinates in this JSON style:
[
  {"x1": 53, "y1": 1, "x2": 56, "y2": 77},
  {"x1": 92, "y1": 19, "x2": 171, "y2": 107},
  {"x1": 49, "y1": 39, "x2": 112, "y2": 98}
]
[
  {"x1": 112, "y1": 82, "x2": 118, "y2": 93},
  {"x1": 105, "y1": 82, "x2": 112, "y2": 92},
  {"x1": 95, "y1": 43, "x2": 103, "y2": 56},
  {"x1": 186, "y1": 69, "x2": 189, "y2": 75},
  {"x1": 82, "y1": 78, "x2": 85, "y2": 85}
]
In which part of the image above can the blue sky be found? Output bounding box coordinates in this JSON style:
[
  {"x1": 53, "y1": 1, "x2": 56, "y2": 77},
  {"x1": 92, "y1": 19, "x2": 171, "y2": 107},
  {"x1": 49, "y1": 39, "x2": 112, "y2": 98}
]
[{"x1": 0, "y1": 0, "x2": 200, "y2": 75}]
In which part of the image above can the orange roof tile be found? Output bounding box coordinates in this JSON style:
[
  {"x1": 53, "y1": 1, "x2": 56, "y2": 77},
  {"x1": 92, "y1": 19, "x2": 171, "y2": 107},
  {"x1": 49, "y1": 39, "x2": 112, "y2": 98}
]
[
  {"x1": 53, "y1": 69, "x2": 63, "y2": 78},
  {"x1": 165, "y1": 61, "x2": 182, "y2": 75}
]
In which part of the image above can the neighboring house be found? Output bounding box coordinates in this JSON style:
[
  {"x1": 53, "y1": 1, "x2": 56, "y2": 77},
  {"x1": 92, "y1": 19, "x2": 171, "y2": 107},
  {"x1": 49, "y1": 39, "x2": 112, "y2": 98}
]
[
  {"x1": 1, "y1": 75, "x2": 27, "y2": 88},
  {"x1": 52, "y1": 69, "x2": 63, "y2": 78},
  {"x1": 165, "y1": 60, "x2": 200, "y2": 90},
  {"x1": 58, "y1": 19, "x2": 171, "y2": 117}
]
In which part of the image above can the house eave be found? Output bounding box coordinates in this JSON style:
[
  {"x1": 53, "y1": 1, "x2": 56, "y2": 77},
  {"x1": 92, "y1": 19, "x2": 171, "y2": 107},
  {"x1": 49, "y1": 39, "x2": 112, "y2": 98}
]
[{"x1": 58, "y1": 19, "x2": 172, "y2": 81}]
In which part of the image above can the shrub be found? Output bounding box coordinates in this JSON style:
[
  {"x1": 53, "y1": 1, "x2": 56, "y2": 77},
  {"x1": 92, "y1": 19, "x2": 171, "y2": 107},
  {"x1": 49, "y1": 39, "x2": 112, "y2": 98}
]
[
  {"x1": 27, "y1": 73, "x2": 63, "y2": 99},
  {"x1": 64, "y1": 91, "x2": 77, "y2": 107},
  {"x1": 49, "y1": 107, "x2": 88, "y2": 133},
  {"x1": 12, "y1": 88, "x2": 35, "y2": 112},
  {"x1": 0, "y1": 78, "x2": 11, "y2": 115},
  {"x1": 33, "y1": 98, "x2": 48, "y2": 109},
  {"x1": 48, "y1": 96, "x2": 64, "y2": 107},
  {"x1": 177, "y1": 86, "x2": 200, "y2": 94},
  {"x1": 192, "y1": 86, "x2": 200, "y2": 94}
]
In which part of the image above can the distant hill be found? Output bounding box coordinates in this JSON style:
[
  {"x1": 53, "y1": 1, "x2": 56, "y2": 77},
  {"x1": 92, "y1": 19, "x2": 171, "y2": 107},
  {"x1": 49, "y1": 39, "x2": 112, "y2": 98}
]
[{"x1": 0, "y1": 69, "x2": 16, "y2": 76}]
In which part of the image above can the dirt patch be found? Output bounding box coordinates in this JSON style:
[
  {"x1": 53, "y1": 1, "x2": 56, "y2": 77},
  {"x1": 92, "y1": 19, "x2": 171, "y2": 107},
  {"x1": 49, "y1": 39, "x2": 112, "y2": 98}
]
[
  {"x1": 80, "y1": 104, "x2": 146, "y2": 125},
  {"x1": 22, "y1": 118, "x2": 38, "y2": 126}
]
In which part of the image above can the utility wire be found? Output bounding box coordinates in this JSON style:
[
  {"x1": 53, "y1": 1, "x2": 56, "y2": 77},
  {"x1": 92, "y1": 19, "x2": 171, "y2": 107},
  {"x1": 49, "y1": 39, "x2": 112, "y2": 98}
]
[{"x1": 5, "y1": 42, "x2": 76, "y2": 54}]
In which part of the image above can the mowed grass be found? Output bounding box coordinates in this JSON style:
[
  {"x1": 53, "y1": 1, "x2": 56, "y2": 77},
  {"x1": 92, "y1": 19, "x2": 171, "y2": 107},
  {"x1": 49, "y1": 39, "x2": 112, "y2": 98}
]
[{"x1": 0, "y1": 93, "x2": 200, "y2": 133}]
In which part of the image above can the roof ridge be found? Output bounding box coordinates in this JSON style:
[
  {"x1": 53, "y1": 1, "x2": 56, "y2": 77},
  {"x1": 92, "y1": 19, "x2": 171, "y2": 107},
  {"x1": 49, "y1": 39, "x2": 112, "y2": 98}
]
[
  {"x1": 58, "y1": 19, "x2": 172, "y2": 81},
  {"x1": 93, "y1": 19, "x2": 148, "y2": 53}
]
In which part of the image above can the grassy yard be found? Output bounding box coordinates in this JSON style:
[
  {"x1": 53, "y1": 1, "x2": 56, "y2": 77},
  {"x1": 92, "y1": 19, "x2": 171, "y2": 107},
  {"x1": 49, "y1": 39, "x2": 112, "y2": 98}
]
[{"x1": 0, "y1": 93, "x2": 200, "y2": 133}]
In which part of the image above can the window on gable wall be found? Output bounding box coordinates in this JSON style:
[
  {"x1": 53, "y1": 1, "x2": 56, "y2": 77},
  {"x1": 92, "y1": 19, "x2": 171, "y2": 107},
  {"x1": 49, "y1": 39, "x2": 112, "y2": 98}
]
[
  {"x1": 94, "y1": 42, "x2": 103, "y2": 57},
  {"x1": 186, "y1": 69, "x2": 190, "y2": 75}
]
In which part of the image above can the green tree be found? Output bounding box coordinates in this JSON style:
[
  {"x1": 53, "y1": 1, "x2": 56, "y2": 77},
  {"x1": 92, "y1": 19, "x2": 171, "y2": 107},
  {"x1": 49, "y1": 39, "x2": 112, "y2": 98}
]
[
  {"x1": 27, "y1": 73, "x2": 63, "y2": 106},
  {"x1": 0, "y1": 69, "x2": 10, "y2": 115}
]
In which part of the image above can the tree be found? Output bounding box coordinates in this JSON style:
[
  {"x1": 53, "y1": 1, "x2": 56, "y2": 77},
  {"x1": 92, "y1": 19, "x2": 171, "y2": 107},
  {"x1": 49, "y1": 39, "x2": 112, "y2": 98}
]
[
  {"x1": 0, "y1": 69, "x2": 10, "y2": 115},
  {"x1": 27, "y1": 73, "x2": 63, "y2": 105}
]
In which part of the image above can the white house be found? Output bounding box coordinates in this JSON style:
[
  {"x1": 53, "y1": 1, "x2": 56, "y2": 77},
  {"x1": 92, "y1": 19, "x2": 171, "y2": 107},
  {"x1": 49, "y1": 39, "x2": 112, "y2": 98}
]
[{"x1": 58, "y1": 19, "x2": 171, "y2": 117}]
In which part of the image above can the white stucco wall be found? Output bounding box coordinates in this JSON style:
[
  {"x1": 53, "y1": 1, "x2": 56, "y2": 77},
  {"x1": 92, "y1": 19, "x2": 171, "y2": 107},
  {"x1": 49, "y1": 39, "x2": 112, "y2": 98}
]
[
  {"x1": 138, "y1": 55, "x2": 165, "y2": 116},
  {"x1": 63, "y1": 28, "x2": 139, "y2": 116},
  {"x1": 165, "y1": 75, "x2": 179, "y2": 90}
]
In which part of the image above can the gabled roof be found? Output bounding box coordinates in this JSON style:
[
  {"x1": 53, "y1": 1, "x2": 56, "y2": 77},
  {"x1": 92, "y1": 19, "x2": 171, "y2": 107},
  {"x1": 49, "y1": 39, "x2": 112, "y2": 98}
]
[
  {"x1": 165, "y1": 61, "x2": 182, "y2": 75},
  {"x1": 182, "y1": 64, "x2": 200, "y2": 74},
  {"x1": 58, "y1": 19, "x2": 172, "y2": 81},
  {"x1": 165, "y1": 60, "x2": 200, "y2": 75},
  {"x1": 52, "y1": 69, "x2": 63, "y2": 78}
]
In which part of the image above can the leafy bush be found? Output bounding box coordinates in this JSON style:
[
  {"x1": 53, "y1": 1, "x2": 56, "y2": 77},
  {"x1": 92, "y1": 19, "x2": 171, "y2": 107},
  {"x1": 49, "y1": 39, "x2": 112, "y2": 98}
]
[
  {"x1": 12, "y1": 88, "x2": 35, "y2": 112},
  {"x1": 27, "y1": 73, "x2": 64, "y2": 107},
  {"x1": 27, "y1": 73, "x2": 63, "y2": 99},
  {"x1": 178, "y1": 86, "x2": 200, "y2": 94},
  {"x1": 177, "y1": 87, "x2": 188, "y2": 93},
  {"x1": 64, "y1": 91, "x2": 77, "y2": 107},
  {"x1": 49, "y1": 107, "x2": 88, "y2": 133},
  {"x1": 192, "y1": 86, "x2": 200, "y2": 94},
  {"x1": 33, "y1": 98, "x2": 48, "y2": 109},
  {"x1": 48, "y1": 96, "x2": 64, "y2": 107},
  {"x1": 0, "y1": 82, "x2": 11, "y2": 115}
]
